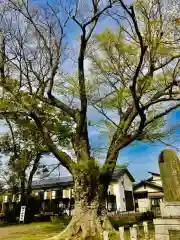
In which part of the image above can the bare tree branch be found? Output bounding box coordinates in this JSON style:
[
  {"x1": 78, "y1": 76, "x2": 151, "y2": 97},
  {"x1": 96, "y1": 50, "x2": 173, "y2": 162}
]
[
  {"x1": 41, "y1": 162, "x2": 60, "y2": 179},
  {"x1": 27, "y1": 152, "x2": 42, "y2": 195},
  {"x1": 119, "y1": 1, "x2": 148, "y2": 134}
]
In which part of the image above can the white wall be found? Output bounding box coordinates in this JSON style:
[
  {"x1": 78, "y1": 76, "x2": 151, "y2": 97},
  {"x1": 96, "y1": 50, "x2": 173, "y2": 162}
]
[
  {"x1": 150, "y1": 175, "x2": 162, "y2": 186},
  {"x1": 113, "y1": 179, "x2": 126, "y2": 212},
  {"x1": 134, "y1": 185, "x2": 161, "y2": 193},
  {"x1": 123, "y1": 173, "x2": 133, "y2": 191},
  {"x1": 109, "y1": 173, "x2": 134, "y2": 212},
  {"x1": 151, "y1": 179, "x2": 162, "y2": 186},
  {"x1": 137, "y1": 198, "x2": 151, "y2": 212}
]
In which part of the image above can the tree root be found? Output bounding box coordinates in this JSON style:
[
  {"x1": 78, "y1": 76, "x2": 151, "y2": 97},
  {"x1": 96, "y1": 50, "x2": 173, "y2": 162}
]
[{"x1": 44, "y1": 213, "x2": 115, "y2": 240}]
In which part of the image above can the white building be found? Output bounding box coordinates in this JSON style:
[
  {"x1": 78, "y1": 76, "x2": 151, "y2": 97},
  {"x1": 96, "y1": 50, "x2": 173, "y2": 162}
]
[
  {"x1": 107, "y1": 168, "x2": 135, "y2": 212},
  {"x1": 0, "y1": 168, "x2": 135, "y2": 215},
  {"x1": 31, "y1": 168, "x2": 135, "y2": 214},
  {"x1": 133, "y1": 172, "x2": 164, "y2": 217}
]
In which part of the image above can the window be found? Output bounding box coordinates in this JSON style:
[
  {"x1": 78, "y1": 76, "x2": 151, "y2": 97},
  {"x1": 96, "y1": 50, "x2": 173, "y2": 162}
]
[
  {"x1": 44, "y1": 191, "x2": 48, "y2": 200},
  {"x1": 52, "y1": 191, "x2": 56, "y2": 199},
  {"x1": 4, "y1": 195, "x2": 8, "y2": 203},
  {"x1": 151, "y1": 198, "x2": 161, "y2": 206}
]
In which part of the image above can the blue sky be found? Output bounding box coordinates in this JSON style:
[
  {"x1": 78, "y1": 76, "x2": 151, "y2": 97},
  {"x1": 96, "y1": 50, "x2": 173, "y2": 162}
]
[
  {"x1": 1, "y1": 109, "x2": 179, "y2": 182},
  {"x1": 87, "y1": 109, "x2": 180, "y2": 181},
  {"x1": 0, "y1": 0, "x2": 179, "y2": 183},
  {"x1": 31, "y1": 109, "x2": 180, "y2": 182},
  {"x1": 48, "y1": 0, "x2": 179, "y2": 181}
]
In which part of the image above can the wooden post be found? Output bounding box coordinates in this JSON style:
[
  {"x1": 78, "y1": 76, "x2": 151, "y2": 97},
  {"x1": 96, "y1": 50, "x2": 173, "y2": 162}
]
[
  {"x1": 143, "y1": 221, "x2": 149, "y2": 239},
  {"x1": 119, "y1": 226, "x2": 124, "y2": 240},
  {"x1": 69, "y1": 188, "x2": 72, "y2": 216},
  {"x1": 103, "y1": 231, "x2": 109, "y2": 240}
]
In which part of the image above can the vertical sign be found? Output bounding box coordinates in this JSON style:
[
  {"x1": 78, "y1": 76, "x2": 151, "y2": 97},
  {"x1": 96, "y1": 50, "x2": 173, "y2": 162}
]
[{"x1": 19, "y1": 206, "x2": 26, "y2": 223}]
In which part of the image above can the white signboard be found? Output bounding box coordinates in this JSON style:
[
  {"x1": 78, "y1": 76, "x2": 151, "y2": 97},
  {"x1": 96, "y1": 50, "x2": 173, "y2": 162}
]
[{"x1": 19, "y1": 206, "x2": 26, "y2": 223}]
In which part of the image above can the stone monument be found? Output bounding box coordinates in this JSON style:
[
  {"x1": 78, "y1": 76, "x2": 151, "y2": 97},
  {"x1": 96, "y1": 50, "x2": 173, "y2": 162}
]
[{"x1": 153, "y1": 149, "x2": 180, "y2": 240}]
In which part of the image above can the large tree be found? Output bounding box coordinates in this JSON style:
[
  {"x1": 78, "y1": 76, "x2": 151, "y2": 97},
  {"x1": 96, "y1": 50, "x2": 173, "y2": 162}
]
[
  {"x1": 0, "y1": 0, "x2": 180, "y2": 239},
  {"x1": 0, "y1": 118, "x2": 45, "y2": 205},
  {"x1": 0, "y1": 110, "x2": 72, "y2": 205}
]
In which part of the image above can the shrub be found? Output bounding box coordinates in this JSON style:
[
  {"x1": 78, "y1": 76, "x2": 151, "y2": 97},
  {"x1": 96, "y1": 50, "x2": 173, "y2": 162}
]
[
  {"x1": 0, "y1": 213, "x2": 5, "y2": 218},
  {"x1": 4, "y1": 210, "x2": 17, "y2": 223},
  {"x1": 34, "y1": 214, "x2": 51, "y2": 222},
  {"x1": 109, "y1": 212, "x2": 154, "y2": 229}
]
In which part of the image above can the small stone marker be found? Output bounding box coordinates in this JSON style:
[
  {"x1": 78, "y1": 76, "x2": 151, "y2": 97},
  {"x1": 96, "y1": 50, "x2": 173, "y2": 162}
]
[
  {"x1": 158, "y1": 149, "x2": 180, "y2": 201},
  {"x1": 143, "y1": 221, "x2": 149, "y2": 239},
  {"x1": 133, "y1": 225, "x2": 140, "y2": 238},
  {"x1": 119, "y1": 226, "x2": 124, "y2": 240},
  {"x1": 103, "y1": 231, "x2": 109, "y2": 240},
  {"x1": 130, "y1": 225, "x2": 139, "y2": 240}
]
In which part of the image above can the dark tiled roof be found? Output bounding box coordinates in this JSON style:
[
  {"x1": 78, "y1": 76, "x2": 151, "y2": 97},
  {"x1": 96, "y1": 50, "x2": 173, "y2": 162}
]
[
  {"x1": 111, "y1": 168, "x2": 126, "y2": 180},
  {"x1": 133, "y1": 180, "x2": 163, "y2": 191},
  {"x1": 112, "y1": 168, "x2": 135, "y2": 182},
  {"x1": 32, "y1": 168, "x2": 135, "y2": 189},
  {"x1": 148, "y1": 171, "x2": 160, "y2": 176},
  {"x1": 32, "y1": 176, "x2": 73, "y2": 189}
]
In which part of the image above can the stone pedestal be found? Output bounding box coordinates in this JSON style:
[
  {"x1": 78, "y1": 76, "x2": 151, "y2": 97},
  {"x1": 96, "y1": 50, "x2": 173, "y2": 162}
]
[
  {"x1": 154, "y1": 202, "x2": 180, "y2": 239},
  {"x1": 160, "y1": 202, "x2": 180, "y2": 218},
  {"x1": 153, "y1": 218, "x2": 180, "y2": 240}
]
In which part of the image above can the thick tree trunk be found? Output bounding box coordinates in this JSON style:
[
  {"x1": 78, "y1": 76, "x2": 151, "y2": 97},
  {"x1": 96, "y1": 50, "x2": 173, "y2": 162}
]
[
  {"x1": 46, "y1": 163, "x2": 115, "y2": 240},
  {"x1": 20, "y1": 175, "x2": 27, "y2": 206}
]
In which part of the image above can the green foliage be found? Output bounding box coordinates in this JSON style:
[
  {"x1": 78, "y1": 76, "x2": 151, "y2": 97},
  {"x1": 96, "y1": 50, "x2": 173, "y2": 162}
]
[
  {"x1": 118, "y1": 86, "x2": 131, "y2": 105},
  {"x1": 101, "y1": 163, "x2": 128, "y2": 174},
  {"x1": 104, "y1": 120, "x2": 116, "y2": 131},
  {"x1": 115, "y1": 163, "x2": 129, "y2": 169},
  {"x1": 88, "y1": 120, "x2": 92, "y2": 126},
  {"x1": 0, "y1": 0, "x2": 179, "y2": 190},
  {"x1": 88, "y1": 0, "x2": 180, "y2": 147},
  {"x1": 139, "y1": 117, "x2": 167, "y2": 141},
  {"x1": 0, "y1": 116, "x2": 51, "y2": 193},
  {"x1": 71, "y1": 158, "x2": 100, "y2": 175}
]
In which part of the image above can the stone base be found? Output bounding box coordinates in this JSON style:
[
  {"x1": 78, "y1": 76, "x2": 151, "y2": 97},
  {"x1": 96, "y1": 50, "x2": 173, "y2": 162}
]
[
  {"x1": 153, "y1": 218, "x2": 180, "y2": 240},
  {"x1": 160, "y1": 202, "x2": 180, "y2": 218}
]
